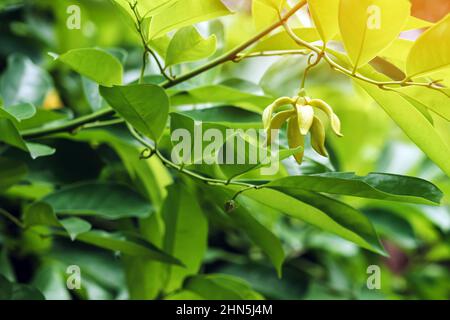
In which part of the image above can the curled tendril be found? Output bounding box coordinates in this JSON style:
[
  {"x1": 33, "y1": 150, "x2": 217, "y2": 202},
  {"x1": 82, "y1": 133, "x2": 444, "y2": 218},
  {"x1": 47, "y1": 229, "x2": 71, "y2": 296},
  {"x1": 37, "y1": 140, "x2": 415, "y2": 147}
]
[{"x1": 140, "y1": 148, "x2": 155, "y2": 160}]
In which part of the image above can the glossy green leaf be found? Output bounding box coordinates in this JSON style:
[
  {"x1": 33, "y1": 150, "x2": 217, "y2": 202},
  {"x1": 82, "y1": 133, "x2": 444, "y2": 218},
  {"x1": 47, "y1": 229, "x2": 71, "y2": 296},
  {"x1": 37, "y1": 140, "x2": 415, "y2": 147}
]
[
  {"x1": 0, "y1": 54, "x2": 52, "y2": 106},
  {"x1": 162, "y1": 183, "x2": 207, "y2": 292},
  {"x1": 0, "y1": 103, "x2": 36, "y2": 122},
  {"x1": 170, "y1": 79, "x2": 273, "y2": 113},
  {"x1": 395, "y1": 86, "x2": 450, "y2": 121},
  {"x1": 267, "y1": 172, "x2": 443, "y2": 205},
  {"x1": 43, "y1": 182, "x2": 153, "y2": 220},
  {"x1": 308, "y1": 0, "x2": 340, "y2": 43},
  {"x1": 74, "y1": 230, "x2": 182, "y2": 266},
  {"x1": 149, "y1": 0, "x2": 231, "y2": 39},
  {"x1": 339, "y1": 0, "x2": 411, "y2": 69},
  {"x1": 23, "y1": 202, "x2": 92, "y2": 240},
  {"x1": 0, "y1": 118, "x2": 27, "y2": 151},
  {"x1": 140, "y1": 0, "x2": 180, "y2": 17},
  {"x1": 165, "y1": 26, "x2": 216, "y2": 68},
  {"x1": 251, "y1": 28, "x2": 321, "y2": 52},
  {"x1": 406, "y1": 14, "x2": 450, "y2": 78},
  {"x1": 227, "y1": 186, "x2": 385, "y2": 255},
  {"x1": 185, "y1": 274, "x2": 264, "y2": 300},
  {"x1": 56, "y1": 48, "x2": 123, "y2": 86},
  {"x1": 0, "y1": 118, "x2": 55, "y2": 159},
  {"x1": 26, "y1": 143, "x2": 56, "y2": 159},
  {"x1": 357, "y1": 80, "x2": 450, "y2": 177},
  {"x1": 0, "y1": 157, "x2": 27, "y2": 192},
  {"x1": 100, "y1": 84, "x2": 169, "y2": 142},
  {"x1": 252, "y1": 0, "x2": 285, "y2": 31},
  {"x1": 209, "y1": 186, "x2": 285, "y2": 276}
]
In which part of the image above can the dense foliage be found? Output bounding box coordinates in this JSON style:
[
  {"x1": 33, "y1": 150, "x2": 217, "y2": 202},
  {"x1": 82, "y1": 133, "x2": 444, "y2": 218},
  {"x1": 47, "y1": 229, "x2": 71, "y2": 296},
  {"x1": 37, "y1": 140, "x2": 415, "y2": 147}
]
[{"x1": 0, "y1": 0, "x2": 449, "y2": 300}]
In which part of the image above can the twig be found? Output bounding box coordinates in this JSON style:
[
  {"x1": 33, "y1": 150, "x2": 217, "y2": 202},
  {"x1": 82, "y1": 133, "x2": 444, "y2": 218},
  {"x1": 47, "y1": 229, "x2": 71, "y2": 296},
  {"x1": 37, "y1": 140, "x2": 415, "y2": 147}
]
[{"x1": 282, "y1": 22, "x2": 450, "y2": 97}]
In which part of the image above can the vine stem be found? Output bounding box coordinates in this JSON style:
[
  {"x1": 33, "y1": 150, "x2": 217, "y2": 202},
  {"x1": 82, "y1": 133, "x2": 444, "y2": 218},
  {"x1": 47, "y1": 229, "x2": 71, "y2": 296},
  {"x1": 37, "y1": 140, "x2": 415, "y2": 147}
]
[
  {"x1": 282, "y1": 22, "x2": 450, "y2": 96},
  {"x1": 127, "y1": 125, "x2": 256, "y2": 189},
  {"x1": 0, "y1": 208, "x2": 25, "y2": 229},
  {"x1": 21, "y1": 0, "x2": 307, "y2": 140}
]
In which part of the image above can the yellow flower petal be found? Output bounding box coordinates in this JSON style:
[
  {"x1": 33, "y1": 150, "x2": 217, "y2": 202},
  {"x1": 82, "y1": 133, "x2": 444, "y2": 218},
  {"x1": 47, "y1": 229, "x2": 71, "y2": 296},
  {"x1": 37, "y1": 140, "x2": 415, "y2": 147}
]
[
  {"x1": 296, "y1": 104, "x2": 314, "y2": 135},
  {"x1": 308, "y1": 99, "x2": 343, "y2": 137},
  {"x1": 310, "y1": 116, "x2": 328, "y2": 157},
  {"x1": 266, "y1": 109, "x2": 296, "y2": 144},
  {"x1": 262, "y1": 97, "x2": 295, "y2": 130},
  {"x1": 287, "y1": 115, "x2": 305, "y2": 164}
]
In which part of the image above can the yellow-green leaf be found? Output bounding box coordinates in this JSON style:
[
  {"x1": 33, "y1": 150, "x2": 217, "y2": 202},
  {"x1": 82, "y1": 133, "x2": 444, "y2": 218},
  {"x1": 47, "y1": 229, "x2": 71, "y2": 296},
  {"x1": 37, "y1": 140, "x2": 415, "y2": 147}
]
[
  {"x1": 307, "y1": 0, "x2": 340, "y2": 43},
  {"x1": 339, "y1": 0, "x2": 411, "y2": 69},
  {"x1": 252, "y1": 0, "x2": 285, "y2": 31},
  {"x1": 406, "y1": 14, "x2": 450, "y2": 78},
  {"x1": 149, "y1": 0, "x2": 231, "y2": 39},
  {"x1": 165, "y1": 26, "x2": 217, "y2": 68},
  {"x1": 357, "y1": 80, "x2": 450, "y2": 177}
]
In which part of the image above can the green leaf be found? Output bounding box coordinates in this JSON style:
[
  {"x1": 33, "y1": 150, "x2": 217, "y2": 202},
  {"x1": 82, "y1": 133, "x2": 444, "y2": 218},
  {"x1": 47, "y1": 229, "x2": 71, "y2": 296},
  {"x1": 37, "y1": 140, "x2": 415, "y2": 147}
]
[
  {"x1": 208, "y1": 187, "x2": 285, "y2": 276},
  {"x1": 162, "y1": 183, "x2": 208, "y2": 292},
  {"x1": 26, "y1": 143, "x2": 56, "y2": 159},
  {"x1": 406, "y1": 14, "x2": 450, "y2": 78},
  {"x1": 0, "y1": 118, "x2": 27, "y2": 151},
  {"x1": 165, "y1": 26, "x2": 217, "y2": 68},
  {"x1": 0, "y1": 157, "x2": 27, "y2": 192},
  {"x1": 136, "y1": 0, "x2": 180, "y2": 17},
  {"x1": 100, "y1": 84, "x2": 169, "y2": 142},
  {"x1": 251, "y1": 27, "x2": 321, "y2": 52},
  {"x1": 0, "y1": 54, "x2": 52, "y2": 106},
  {"x1": 59, "y1": 218, "x2": 92, "y2": 241},
  {"x1": 74, "y1": 230, "x2": 182, "y2": 266},
  {"x1": 165, "y1": 290, "x2": 204, "y2": 300},
  {"x1": 357, "y1": 80, "x2": 450, "y2": 177},
  {"x1": 170, "y1": 79, "x2": 273, "y2": 113},
  {"x1": 252, "y1": 0, "x2": 285, "y2": 31},
  {"x1": 266, "y1": 172, "x2": 443, "y2": 205},
  {"x1": 184, "y1": 274, "x2": 264, "y2": 300},
  {"x1": 23, "y1": 202, "x2": 92, "y2": 240},
  {"x1": 56, "y1": 48, "x2": 123, "y2": 86},
  {"x1": 149, "y1": 0, "x2": 231, "y2": 39},
  {"x1": 339, "y1": 0, "x2": 411, "y2": 69},
  {"x1": 42, "y1": 182, "x2": 153, "y2": 220},
  {"x1": 0, "y1": 118, "x2": 55, "y2": 159},
  {"x1": 0, "y1": 103, "x2": 36, "y2": 122},
  {"x1": 396, "y1": 86, "x2": 450, "y2": 121},
  {"x1": 11, "y1": 284, "x2": 45, "y2": 300},
  {"x1": 308, "y1": 0, "x2": 340, "y2": 43},
  {"x1": 227, "y1": 186, "x2": 386, "y2": 255}
]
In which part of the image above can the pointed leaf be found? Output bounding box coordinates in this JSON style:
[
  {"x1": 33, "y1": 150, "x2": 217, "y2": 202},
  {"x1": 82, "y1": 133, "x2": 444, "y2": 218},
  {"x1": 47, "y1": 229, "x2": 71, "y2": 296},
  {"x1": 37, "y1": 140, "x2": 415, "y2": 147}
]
[
  {"x1": 100, "y1": 84, "x2": 169, "y2": 142},
  {"x1": 308, "y1": 0, "x2": 340, "y2": 43},
  {"x1": 165, "y1": 26, "x2": 217, "y2": 68},
  {"x1": 406, "y1": 14, "x2": 450, "y2": 78},
  {"x1": 339, "y1": 0, "x2": 411, "y2": 69},
  {"x1": 56, "y1": 48, "x2": 123, "y2": 87},
  {"x1": 267, "y1": 172, "x2": 443, "y2": 205}
]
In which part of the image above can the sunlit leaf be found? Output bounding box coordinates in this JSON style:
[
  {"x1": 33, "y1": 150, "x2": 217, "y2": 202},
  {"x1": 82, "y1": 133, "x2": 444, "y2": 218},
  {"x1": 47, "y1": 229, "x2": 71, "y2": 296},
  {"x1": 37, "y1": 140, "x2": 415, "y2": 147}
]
[
  {"x1": 165, "y1": 26, "x2": 217, "y2": 68},
  {"x1": 55, "y1": 48, "x2": 123, "y2": 87},
  {"x1": 267, "y1": 172, "x2": 443, "y2": 205},
  {"x1": 162, "y1": 183, "x2": 208, "y2": 292},
  {"x1": 100, "y1": 84, "x2": 169, "y2": 142},
  {"x1": 308, "y1": 0, "x2": 340, "y2": 43},
  {"x1": 149, "y1": 0, "x2": 231, "y2": 39},
  {"x1": 406, "y1": 14, "x2": 450, "y2": 78},
  {"x1": 42, "y1": 182, "x2": 153, "y2": 220},
  {"x1": 339, "y1": 0, "x2": 411, "y2": 69}
]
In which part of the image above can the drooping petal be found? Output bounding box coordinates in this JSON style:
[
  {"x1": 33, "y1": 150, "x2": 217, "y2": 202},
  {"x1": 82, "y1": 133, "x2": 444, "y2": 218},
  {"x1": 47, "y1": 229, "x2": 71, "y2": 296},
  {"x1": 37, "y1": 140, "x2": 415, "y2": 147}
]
[
  {"x1": 310, "y1": 116, "x2": 328, "y2": 157},
  {"x1": 287, "y1": 115, "x2": 305, "y2": 164},
  {"x1": 266, "y1": 109, "x2": 296, "y2": 144},
  {"x1": 296, "y1": 104, "x2": 314, "y2": 135},
  {"x1": 308, "y1": 99, "x2": 343, "y2": 137},
  {"x1": 262, "y1": 97, "x2": 296, "y2": 130}
]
